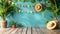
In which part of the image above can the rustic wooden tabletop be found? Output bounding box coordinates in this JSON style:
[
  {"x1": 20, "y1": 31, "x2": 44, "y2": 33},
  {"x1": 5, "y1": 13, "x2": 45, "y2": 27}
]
[{"x1": 0, "y1": 27, "x2": 60, "y2": 34}]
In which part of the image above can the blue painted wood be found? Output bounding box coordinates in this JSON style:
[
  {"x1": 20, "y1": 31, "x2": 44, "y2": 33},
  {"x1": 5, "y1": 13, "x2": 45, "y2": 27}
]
[{"x1": 0, "y1": 0, "x2": 60, "y2": 27}]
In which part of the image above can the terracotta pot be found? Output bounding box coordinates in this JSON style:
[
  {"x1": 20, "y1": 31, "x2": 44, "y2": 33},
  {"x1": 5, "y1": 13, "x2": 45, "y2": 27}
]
[
  {"x1": 0, "y1": 20, "x2": 7, "y2": 28},
  {"x1": 12, "y1": 25, "x2": 16, "y2": 28}
]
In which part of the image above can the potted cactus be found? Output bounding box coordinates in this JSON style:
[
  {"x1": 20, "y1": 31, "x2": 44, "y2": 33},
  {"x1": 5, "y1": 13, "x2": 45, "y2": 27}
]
[
  {"x1": 11, "y1": 21, "x2": 16, "y2": 28},
  {"x1": 0, "y1": 0, "x2": 17, "y2": 28}
]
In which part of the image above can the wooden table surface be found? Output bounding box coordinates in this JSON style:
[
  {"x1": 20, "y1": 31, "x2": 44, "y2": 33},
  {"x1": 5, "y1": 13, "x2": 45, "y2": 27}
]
[{"x1": 0, "y1": 27, "x2": 60, "y2": 34}]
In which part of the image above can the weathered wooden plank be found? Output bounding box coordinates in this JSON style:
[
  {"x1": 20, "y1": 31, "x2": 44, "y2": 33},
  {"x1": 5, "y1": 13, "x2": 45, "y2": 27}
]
[
  {"x1": 0, "y1": 28, "x2": 11, "y2": 34},
  {"x1": 32, "y1": 28, "x2": 37, "y2": 34},
  {"x1": 40, "y1": 28, "x2": 56, "y2": 34},
  {"x1": 39, "y1": 28, "x2": 48, "y2": 34},
  {"x1": 0, "y1": 28, "x2": 60, "y2": 34},
  {"x1": 27, "y1": 27, "x2": 31, "y2": 34},
  {"x1": 51, "y1": 29, "x2": 60, "y2": 34},
  {"x1": 10, "y1": 28, "x2": 18, "y2": 34},
  {"x1": 4, "y1": 28, "x2": 15, "y2": 34},
  {"x1": 34, "y1": 27, "x2": 43, "y2": 34},
  {"x1": 22, "y1": 28, "x2": 27, "y2": 34},
  {"x1": 47, "y1": 29, "x2": 57, "y2": 34},
  {"x1": 3, "y1": 28, "x2": 11, "y2": 34},
  {"x1": 15, "y1": 28, "x2": 23, "y2": 34},
  {"x1": 14, "y1": 28, "x2": 20, "y2": 34}
]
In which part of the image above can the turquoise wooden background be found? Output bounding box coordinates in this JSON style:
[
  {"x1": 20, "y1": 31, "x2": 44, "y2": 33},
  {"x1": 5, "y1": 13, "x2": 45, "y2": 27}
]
[{"x1": 0, "y1": 0, "x2": 60, "y2": 27}]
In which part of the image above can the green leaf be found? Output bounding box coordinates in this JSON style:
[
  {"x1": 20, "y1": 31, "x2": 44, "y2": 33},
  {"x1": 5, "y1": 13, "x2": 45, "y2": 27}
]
[
  {"x1": 20, "y1": 0, "x2": 24, "y2": 2},
  {"x1": 41, "y1": 11, "x2": 44, "y2": 17},
  {"x1": 24, "y1": 0, "x2": 28, "y2": 2},
  {"x1": 11, "y1": 21, "x2": 16, "y2": 25},
  {"x1": 38, "y1": 0, "x2": 42, "y2": 1},
  {"x1": 57, "y1": 9, "x2": 60, "y2": 16},
  {"x1": 45, "y1": 21, "x2": 49, "y2": 25},
  {"x1": 15, "y1": 0, "x2": 18, "y2": 2},
  {"x1": 48, "y1": 16, "x2": 53, "y2": 19},
  {"x1": 31, "y1": 0, "x2": 36, "y2": 3}
]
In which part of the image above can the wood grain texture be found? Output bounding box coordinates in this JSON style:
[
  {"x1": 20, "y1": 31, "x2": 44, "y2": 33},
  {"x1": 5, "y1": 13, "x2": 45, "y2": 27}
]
[
  {"x1": 0, "y1": 28, "x2": 60, "y2": 34},
  {"x1": 35, "y1": 28, "x2": 42, "y2": 34},
  {"x1": 32, "y1": 28, "x2": 38, "y2": 34},
  {"x1": 10, "y1": 28, "x2": 18, "y2": 34},
  {"x1": 22, "y1": 28, "x2": 27, "y2": 34},
  {"x1": 15, "y1": 28, "x2": 23, "y2": 34},
  {"x1": 27, "y1": 27, "x2": 31, "y2": 34}
]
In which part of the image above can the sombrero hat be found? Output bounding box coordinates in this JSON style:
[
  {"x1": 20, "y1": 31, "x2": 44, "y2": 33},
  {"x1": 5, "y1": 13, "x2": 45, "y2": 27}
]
[
  {"x1": 34, "y1": 4, "x2": 42, "y2": 12},
  {"x1": 46, "y1": 21, "x2": 57, "y2": 30}
]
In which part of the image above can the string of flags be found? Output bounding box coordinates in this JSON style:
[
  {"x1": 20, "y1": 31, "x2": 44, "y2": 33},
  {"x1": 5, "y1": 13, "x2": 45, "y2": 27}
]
[{"x1": 8, "y1": 0, "x2": 43, "y2": 14}]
